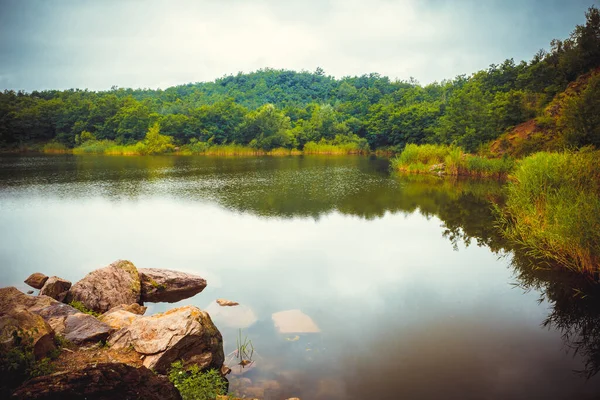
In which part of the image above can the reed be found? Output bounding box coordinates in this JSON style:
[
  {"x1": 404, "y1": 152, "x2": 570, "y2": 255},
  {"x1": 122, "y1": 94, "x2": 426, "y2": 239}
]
[{"x1": 497, "y1": 149, "x2": 600, "y2": 274}]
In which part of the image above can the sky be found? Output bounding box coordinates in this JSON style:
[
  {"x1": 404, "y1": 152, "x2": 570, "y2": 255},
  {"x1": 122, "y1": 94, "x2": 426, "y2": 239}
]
[{"x1": 0, "y1": 0, "x2": 597, "y2": 91}]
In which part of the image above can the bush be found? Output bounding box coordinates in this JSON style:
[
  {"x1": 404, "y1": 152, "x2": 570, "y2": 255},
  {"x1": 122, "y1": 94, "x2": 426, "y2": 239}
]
[{"x1": 168, "y1": 361, "x2": 227, "y2": 400}]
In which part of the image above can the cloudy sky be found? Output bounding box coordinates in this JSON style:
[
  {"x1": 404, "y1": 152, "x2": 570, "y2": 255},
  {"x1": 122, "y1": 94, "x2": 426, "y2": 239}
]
[{"x1": 0, "y1": 0, "x2": 596, "y2": 91}]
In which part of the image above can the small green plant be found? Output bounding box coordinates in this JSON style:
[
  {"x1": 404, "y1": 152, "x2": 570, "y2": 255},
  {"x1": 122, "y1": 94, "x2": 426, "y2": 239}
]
[
  {"x1": 168, "y1": 361, "x2": 227, "y2": 400},
  {"x1": 68, "y1": 300, "x2": 101, "y2": 317},
  {"x1": 236, "y1": 329, "x2": 254, "y2": 367},
  {"x1": 0, "y1": 329, "x2": 56, "y2": 396}
]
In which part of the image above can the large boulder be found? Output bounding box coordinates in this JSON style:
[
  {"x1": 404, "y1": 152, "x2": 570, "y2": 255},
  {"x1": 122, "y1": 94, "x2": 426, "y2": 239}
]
[
  {"x1": 0, "y1": 310, "x2": 55, "y2": 360},
  {"x1": 35, "y1": 302, "x2": 112, "y2": 345},
  {"x1": 0, "y1": 287, "x2": 56, "y2": 359},
  {"x1": 0, "y1": 287, "x2": 112, "y2": 345},
  {"x1": 11, "y1": 362, "x2": 181, "y2": 400},
  {"x1": 66, "y1": 260, "x2": 141, "y2": 314},
  {"x1": 109, "y1": 305, "x2": 224, "y2": 374},
  {"x1": 24, "y1": 273, "x2": 48, "y2": 290},
  {"x1": 38, "y1": 276, "x2": 71, "y2": 302},
  {"x1": 139, "y1": 268, "x2": 207, "y2": 303}
]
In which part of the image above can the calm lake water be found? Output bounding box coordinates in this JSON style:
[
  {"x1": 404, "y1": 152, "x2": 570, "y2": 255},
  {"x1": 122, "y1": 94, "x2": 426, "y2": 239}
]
[{"x1": 1, "y1": 154, "x2": 600, "y2": 399}]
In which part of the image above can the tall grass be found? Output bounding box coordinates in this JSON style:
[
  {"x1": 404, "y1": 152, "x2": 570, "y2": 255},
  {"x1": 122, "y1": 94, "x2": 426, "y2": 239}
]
[
  {"x1": 392, "y1": 144, "x2": 514, "y2": 178},
  {"x1": 497, "y1": 149, "x2": 600, "y2": 274},
  {"x1": 42, "y1": 142, "x2": 70, "y2": 154},
  {"x1": 303, "y1": 141, "x2": 368, "y2": 155}
]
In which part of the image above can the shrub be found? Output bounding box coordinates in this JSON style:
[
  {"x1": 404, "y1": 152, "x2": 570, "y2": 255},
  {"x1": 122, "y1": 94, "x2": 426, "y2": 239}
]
[{"x1": 168, "y1": 361, "x2": 228, "y2": 400}]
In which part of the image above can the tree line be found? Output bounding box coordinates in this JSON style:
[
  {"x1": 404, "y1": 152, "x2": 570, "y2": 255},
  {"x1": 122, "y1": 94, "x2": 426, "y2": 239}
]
[{"x1": 1, "y1": 6, "x2": 599, "y2": 153}]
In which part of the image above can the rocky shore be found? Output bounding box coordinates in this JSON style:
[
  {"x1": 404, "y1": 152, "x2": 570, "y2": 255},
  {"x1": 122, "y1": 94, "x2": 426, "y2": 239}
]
[{"x1": 0, "y1": 260, "x2": 224, "y2": 399}]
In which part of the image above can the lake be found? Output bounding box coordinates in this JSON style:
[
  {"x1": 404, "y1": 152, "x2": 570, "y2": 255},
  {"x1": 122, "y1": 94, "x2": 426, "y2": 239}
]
[{"x1": 1, "y1": 154, "x2": 599, "y2": 399}]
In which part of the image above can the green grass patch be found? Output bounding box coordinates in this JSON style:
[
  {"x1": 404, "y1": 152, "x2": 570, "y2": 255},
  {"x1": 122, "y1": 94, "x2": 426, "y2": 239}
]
[
  {"x1": 42, "y1": 142, "x2": 70, "y2": 154},
  {"x1": 392, "y1": 144, "x2": 514, "y2": 178},
  {"x1": 497, "y1": 149, "x2": 600, "y2": 274}
]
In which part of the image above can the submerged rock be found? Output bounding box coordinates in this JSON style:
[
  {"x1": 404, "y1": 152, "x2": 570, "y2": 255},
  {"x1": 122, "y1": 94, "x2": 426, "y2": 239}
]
[
  {"x1": 11, "y1": 362, "x2": 181, "y2": 400},
  {"x1": 109, "y1": 305, "x2": 224, "y2": 374},
  {"x1": 38, "y1": 276, "x2": 71, "y2": 302},
  {"x1": 67, "y1": 260, "x2": 141, "y2": 314},
  {"x1": 272, "y1": 309, "x2": 320, "y2": 334},
  {"x1": 24, "y1": 273, "x2": 49, "y2": 290},
  {"x1": 205, "y1": 301, "x2": 257, "y2": 329},
  {"x1": 139, "y1": 268, "x2": 207, "y2": 303}
]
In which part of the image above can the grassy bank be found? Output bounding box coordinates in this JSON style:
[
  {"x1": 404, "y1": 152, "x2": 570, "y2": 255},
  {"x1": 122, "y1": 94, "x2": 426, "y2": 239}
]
[
  {"x1": 497, "y1": 149, "x2": 600, "y2": 274},
  {"x1": 391, "y1": 144, "x2": 515, "y2": 179}
]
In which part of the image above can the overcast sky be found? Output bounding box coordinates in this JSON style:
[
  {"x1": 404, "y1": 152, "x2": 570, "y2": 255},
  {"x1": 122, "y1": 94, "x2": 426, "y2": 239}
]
[{"x1": 0, "y1": 0, "x2": 597, "y2": 91}]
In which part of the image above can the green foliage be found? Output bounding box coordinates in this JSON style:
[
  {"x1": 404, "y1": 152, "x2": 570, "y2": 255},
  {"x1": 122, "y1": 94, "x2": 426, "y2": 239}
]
[
  {"x1": 168, "y1": 361, "x2": 227, "y2": 400},
  {"x1": 141, "y1": 123, "x2": 174, "y2": 155},
  {"x1": 559, "y1": 72, "x2": 600, "y2": 148},
  {"x1": 497, "y1": 150, "x2": 600, "y2": 273},
  {"x1": 0, "y1": 329, "x2": 58, "y2": 396},
  {"x1": 68, "y1": 300, "x2": 101, "y2": 317}
]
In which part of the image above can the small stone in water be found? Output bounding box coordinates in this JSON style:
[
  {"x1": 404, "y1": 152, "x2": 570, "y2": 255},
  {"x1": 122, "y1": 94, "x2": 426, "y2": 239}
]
[{"x1": 217, "y1": 298, "x2": 239, "y2": 307}]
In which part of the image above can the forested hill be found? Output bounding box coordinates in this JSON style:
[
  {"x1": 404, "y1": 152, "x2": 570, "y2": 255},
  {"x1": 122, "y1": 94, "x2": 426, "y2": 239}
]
[{"x1": 1, "y1": 6, "x2": 599, "y2": 153}]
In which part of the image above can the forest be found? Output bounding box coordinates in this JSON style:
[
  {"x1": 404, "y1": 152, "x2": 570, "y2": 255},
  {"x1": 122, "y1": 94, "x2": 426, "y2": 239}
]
[{"x1": 0, "y1": 7, "x2": 599, "y2": 155}]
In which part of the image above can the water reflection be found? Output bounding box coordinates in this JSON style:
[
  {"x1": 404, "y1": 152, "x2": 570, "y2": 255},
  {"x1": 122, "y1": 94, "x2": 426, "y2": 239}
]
[
  {"x1": 1, "y1": 155, "x2": 600, "y2": 399},
  {"x1": 511, "y1": 250, "x2": 600, "y2": 379}
]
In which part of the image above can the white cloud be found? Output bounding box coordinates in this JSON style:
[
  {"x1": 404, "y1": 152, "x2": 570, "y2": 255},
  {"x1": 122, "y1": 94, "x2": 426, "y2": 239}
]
[{"x1": 0, "y1": 0, "x2": 593, "y2": 90}]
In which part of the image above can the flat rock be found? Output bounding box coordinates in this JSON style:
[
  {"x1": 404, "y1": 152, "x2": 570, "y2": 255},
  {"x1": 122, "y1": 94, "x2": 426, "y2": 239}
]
[
  {"x1": 106, "y1": 303, "x2": 147, "y2": 315},
  {"x1": 205, "y1": 301, "x2": 257, "y2": 329},
  {"x1": 39, "y1": 276, "x2": 71, "y2": 302},
  {"x1": 139, "y1": 268, "x2": 207, "y2": 303},
  {"x1": 109, "y1": 305, "x2": 224, "y2": 374},
  {"x1": 33, "y1": 302, "x2": 112, "y2": 345},
  {"x1": 99, "y1": 309, "x2": 140, "y2": 331},
  {"x1": 24, "y1": 273, "x2": 49, "y2": 290},
  {"x1": 272, "y1": 309, "x2": 320, "y2": 334},
  {"x1": 11, "y1": 362, "x2": 181, "y2": 400},
  {"x1": 217, "y1": 298, "x2": 239, "y2": 307},
  {"x1": 66, "y1": 260, "x2": 141, "y2": 314}
]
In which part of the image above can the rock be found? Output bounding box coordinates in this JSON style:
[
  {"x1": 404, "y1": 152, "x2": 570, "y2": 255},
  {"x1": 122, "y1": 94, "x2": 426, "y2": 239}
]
[
  {"x1": 217, "y1": 298, "x2": 239, "y2": 307},
  {"x1": 0, "y1": 309, "x2": 55, "y2": 359},
  {"x1": 272, "y1": 309, "x2": 320, "y2": 334},
  {"x1": 33, "y1": 302, "x2": 112, "y2": 345},
  {"x1": 205, "y1": 301, "x2": 257, "y2": 329},
  {"x1": 11, "y1": 362, "x2": 181, "y2": 400},
  {"x1": 106, "y1": 303, "x2": 147, "y2": 315},
  {"x1": 38, "y1": 276, "x2": 71, "y2": 302},
  {"x1": 24, "y1": 273, "x2": 48, "y2": 290},
  {"x1": 66, "y1": 260, "x2": 141, "y2": 314},
  {"x1": 99, "y1": 309, "x2": 140, "y2": 331},
  {"x1": 109, "y1": 305, "x2": 224, "y2": 374},
  {"x1": 139, "y1": 268, "x2": 207, "y2": 303},
  {"x1": 0, "y1": 287, "x2": 56, "y2": 359}
]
